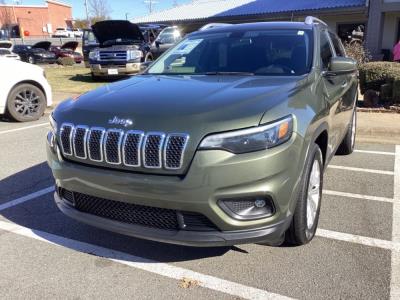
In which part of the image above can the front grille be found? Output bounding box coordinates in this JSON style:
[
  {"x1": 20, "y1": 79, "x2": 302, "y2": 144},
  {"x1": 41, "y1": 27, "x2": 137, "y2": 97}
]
[
  {"x1": 58, "y1": 188, "x2": 218, "y2": 231},
  {"x1": 58, "y1": 123, "x2": 189, "y2": 171},
  {"x1": 99, "y1": 50, "x2": 127, "y2": 61}
]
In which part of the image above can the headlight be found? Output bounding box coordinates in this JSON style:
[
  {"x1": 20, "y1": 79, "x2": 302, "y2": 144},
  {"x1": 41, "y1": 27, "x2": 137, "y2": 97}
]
[
  {"x1": 47, "y1": 114, "x2": 57, "y2": 151},
  {"x1": 89, "y1": 50, "x2": 100, "y2": 60},
  {"x1": 127, "y1": 50, "x2": 143, "y2": 60},
  {"x1": 199, "y1": 116, "x2": 293, "y2": 154},
  {"x1": 49, "y1": 113, "x2": 57, "y2": 134}
]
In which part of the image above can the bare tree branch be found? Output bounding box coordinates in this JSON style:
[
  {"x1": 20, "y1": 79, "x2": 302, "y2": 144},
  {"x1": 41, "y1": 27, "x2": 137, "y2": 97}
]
[{"x1": 88, "y1": 0, "x2": 112, "y2": 21}]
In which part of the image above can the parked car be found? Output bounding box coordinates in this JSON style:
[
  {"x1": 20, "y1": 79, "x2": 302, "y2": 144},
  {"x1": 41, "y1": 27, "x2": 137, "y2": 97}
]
[
  {"x1": 0, "y1": 41, "x2": 20, "y2": 60},
  {"x1": 82, "y1": 29, "x2": 99, "y2": 67},
  {"x1": 150, "y1": 26, "x2": 183, "y2": 59},
  {"x1": 140, "y1": 24, "x2": 167, "y2": 44},
  {"x1": 47, "y1": 17, "x2": 358, "y2": 247},
  {"x1": 13, "y1": 42, "x2": 57, "y2": 64},
  {"x1": 72, "y1": 28, "x2": 83, "y2": 38},
  {"x1": 0, "y1": 58, "x2": 52, "y2": 122},
  {"x1": 50, "y1": 41, "x2": 83, "y2": 63},
  {"x1": 53, "y1": 27, "x2": 74, "y2": 38},
  {"x1": 89, "y1": 20, "x2": 153, "y2": 79}
]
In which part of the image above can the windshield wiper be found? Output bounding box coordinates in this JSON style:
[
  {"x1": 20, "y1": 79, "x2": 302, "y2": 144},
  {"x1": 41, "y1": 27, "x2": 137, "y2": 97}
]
[{"x1": 204, "y1": 71, "x2": 255, "y2": 76}]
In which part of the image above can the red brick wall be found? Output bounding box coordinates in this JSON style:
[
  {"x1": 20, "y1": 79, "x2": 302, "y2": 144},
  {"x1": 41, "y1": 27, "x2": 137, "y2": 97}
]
[{"x1": 0, "y1": 1, "x2": 72, "y2": 37}]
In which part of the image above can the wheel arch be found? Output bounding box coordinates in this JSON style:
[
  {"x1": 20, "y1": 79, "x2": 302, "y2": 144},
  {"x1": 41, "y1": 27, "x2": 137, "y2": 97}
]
[{"x1": 8, "y1": 80, "x2": 47, "y2": 101}]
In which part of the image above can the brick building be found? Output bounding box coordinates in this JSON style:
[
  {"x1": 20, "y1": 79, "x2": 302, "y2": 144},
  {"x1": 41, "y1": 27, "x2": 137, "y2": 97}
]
[{"x1": 0, "y1": 0, "x2": 72, "y2": 38}]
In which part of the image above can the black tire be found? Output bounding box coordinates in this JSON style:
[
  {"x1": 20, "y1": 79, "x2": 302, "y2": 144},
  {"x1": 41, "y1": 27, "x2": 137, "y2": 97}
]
[
  {"x1": 6, "y1": 84, "x2": 46, "y2": 122},
  {"x1": 336, "y1": 108, "x2": 356, "y2": 155},
  {"x1": 285, "y1": 143, "x2": 324, "y2": 245},
  {"x1": 28, "y1": 55, "x2": 35, "y2": 64}
]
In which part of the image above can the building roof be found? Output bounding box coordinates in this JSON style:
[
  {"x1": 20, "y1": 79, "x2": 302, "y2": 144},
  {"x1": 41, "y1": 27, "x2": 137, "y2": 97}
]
[
  {"x1": 133, "y1": 0, "x2": 367, "y2": 24},
  {"x1": 217, "y1": 0, "x2": 367, "y2": 17},
  {"x1": 133, "y1": 0, "x2": 255, "y2": 23}
]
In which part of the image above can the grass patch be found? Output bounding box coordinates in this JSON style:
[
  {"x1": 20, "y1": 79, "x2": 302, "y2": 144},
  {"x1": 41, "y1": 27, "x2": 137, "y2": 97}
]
[{"x1": 44, "y1": 66, "x2": 107, "y2": 94}]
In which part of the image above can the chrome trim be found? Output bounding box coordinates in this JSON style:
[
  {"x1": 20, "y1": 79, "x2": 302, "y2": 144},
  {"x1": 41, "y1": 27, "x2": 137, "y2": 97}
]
[
  {"x1": 73, "y1": 125, "x2": 89, "y2": 159},
  {"x1": 122, "y1": 130, "x2": 144, "y2": 167},
  {"x1": 142, "y1": 132, "x2": 166, "y2": 169},
  {"x1": 164, "y1": 133, "x2": 190, "y2": 170},
  {"x1": 59, "y1": 123, "x2": 74, "y2": 156},
  {"x1": 88, "y1": 127, "x2": 106, "y2": 162},
  {"x1": 104, "y1": 129, "x2": 124, "y2": 165}
]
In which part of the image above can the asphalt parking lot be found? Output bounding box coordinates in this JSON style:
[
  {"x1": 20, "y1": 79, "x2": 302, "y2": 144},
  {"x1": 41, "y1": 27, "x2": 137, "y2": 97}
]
[{"x1": 0, "y1": 115, "x2": 399, "y2": 300}]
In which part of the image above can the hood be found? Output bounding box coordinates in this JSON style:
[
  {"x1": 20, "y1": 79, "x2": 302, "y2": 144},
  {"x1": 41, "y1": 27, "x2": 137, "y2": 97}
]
[
  {"x1": 0, "y1": 41, "x2": 13, "y2": 49},
  {"x1": 92, "y1": 20, "x2": 144, "y2": 45},
  {"x1": 55, "y1": 75, "x2": 304, "y2": 135},
  {"x1": 54, "y1": 75, "x2": 305, "y2": 175},
  {"x1": 32, "y1": 41, "x2": 51, "y2": 50},
  {"x1": 61, "y1": 41, "x2": 78, "y2": 50}
]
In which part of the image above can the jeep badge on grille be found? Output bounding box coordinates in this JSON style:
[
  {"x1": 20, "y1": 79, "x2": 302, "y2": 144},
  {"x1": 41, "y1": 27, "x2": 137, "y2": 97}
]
[{"x1": 108, "y1": 116, "x2": 133, "y2": 127}]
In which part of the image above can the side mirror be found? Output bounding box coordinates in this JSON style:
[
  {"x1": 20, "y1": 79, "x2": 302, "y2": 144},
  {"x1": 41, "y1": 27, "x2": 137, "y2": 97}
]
[
  {"x1": 326, "y1": 57, "x2": 357, "y2": 76},
  {"x1": 155, "y1": 40, "x2": 162, "y2": 48}
]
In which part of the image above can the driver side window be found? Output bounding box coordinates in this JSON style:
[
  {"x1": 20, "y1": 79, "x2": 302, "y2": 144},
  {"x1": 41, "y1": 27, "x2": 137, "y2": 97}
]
[{"x1": 320, "y1": 31, "x2": 333, "y2": 70}]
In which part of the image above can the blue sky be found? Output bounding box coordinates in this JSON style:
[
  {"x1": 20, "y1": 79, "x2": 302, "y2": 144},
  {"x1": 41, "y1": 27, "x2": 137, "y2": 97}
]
[{"x1": 4, "y1": 0, "x2": 191, "y2": 20}]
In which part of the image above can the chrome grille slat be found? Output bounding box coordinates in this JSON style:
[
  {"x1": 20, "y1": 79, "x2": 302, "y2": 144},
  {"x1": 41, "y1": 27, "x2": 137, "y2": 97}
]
[
  {"x1": 73, "y1": 126, "x2": 89, "y2": 159},
  {"x1": 122, "y1": 130, "x2": 144, "y2": 167},
  {"x1": 88, "y1": 127, "x2": 105, "y2": 162},
  {"x1": 104, "y1": 129, "x2": 123, "y2": 165},
  {"x1": 143, "y1": 133, "x2": 165, "y2": 169},
  {"x1": 164, "y1": 134, "x2": 189, "y2": 170},
  {"x1": 60, "y1": 123, "x2": 74, "y2": 156},
  {"x1": 58, "y1": 124, "x2": 187, "y2": 171}
]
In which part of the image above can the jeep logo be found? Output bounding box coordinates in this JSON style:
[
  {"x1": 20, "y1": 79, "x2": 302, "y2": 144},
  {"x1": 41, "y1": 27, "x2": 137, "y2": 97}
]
[{"x1": 108, "y1": 116, "x2": 134, "y2": 127}]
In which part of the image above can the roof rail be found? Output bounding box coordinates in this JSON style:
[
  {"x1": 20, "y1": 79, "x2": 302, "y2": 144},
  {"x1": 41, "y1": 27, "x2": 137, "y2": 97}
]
[{"x1": 304, "y1": 16, "x2": 327, "y2": 26}]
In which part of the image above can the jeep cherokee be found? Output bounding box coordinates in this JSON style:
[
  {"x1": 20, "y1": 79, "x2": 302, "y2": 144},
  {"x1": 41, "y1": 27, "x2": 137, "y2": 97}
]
[{"x1": 47, "y1": 17, "x2": 358, "y2": 247}]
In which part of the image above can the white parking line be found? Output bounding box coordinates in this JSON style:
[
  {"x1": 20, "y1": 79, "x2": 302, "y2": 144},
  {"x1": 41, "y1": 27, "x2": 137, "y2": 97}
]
[
  {"x1": 0, "y1": 122, "x2": 49, "y2": 135},
  {"x1": 0, "y1": 186, "x2": 54, "y2": 212},
  {"x1": 0, "y1": 220, "x2": 293, "y2": 300},
  {"x1": 355, "y1": 149, "x2": 395, "y2": 156},
  {"x1": 390, "y1": 145, "x2": 400, "y2": 299},
  {"x1": 316, "y1": 229, "x2": 400, "y2": 252},
  {"x1": 328, "y1": 165, "x2": 394, "y2": 176},
  {"x1": 323, "y1": 190, "x2": 394, "y2": 203}
]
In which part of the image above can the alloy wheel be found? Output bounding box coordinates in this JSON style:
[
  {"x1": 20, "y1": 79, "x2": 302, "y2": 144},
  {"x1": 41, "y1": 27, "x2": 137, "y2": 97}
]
[
  {"x1": 13, "y1": 89, "x2": 42, "y2": 118},
  {"x1": 306, "y1": 159, "x2": 321, "y2": 231}
]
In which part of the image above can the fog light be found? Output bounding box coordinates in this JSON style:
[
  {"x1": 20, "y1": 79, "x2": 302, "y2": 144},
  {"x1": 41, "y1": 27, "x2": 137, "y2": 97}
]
[
  {"x1": 254, "y1": 199, "x2": 266, "y2": 208},
  {"x1": 218, "y1": 196, "x2": 275, "y2": 220}
]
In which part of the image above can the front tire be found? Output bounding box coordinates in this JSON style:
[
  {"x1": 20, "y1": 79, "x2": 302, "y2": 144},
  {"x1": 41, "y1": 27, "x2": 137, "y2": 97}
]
[
  {"x1": 6, "y1": 84, "x2": 46, "y2": 122},
  {"x1": 336, "y1": 108, "x2": 356, "y2": 155},
  {"x1": 285, "y1": 143, "x2": 323, "y2": 245}
]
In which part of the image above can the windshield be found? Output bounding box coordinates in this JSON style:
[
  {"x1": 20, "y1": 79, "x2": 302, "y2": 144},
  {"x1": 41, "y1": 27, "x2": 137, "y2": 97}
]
[
  {"x1": 155, "y1": 28, "x2": 182, "y2": 44},
  {"x1": 147, "y1": 29, "x2": 313, "y2": 76}
]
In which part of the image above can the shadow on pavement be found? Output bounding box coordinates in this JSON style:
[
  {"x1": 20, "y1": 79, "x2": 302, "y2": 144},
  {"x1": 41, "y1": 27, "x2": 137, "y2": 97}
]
[{"x1": 1, "y1": 162, "x2": 231, "y2": 263}]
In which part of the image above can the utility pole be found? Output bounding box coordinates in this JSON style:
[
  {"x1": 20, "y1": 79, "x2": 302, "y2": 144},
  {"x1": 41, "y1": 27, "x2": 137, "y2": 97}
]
[
  {"x1": 144, "y1": 0, "x2": 158, "y2": 14},
  {"x1": 125, "y1": 13, "x2": 129, "y2": 21},
  {"x1": 84, "y1": 0, "x2": 91, "y2": 27}
]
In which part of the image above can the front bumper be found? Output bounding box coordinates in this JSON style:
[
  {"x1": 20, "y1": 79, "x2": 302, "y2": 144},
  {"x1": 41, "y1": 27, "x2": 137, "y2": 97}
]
[
  {"x1": 47, "y1": 133, "x2": 306, "y2": 246},
  {"x1": 90, "y1": 62, "x2": 141, "y2": 76},
  {"x1": 35, "y1": 56, "x2": 56, "y2": 64}
]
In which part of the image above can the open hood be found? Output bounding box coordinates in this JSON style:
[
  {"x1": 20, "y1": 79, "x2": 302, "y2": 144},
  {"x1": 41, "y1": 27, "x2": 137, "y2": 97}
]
[
  {"x1": 0, "y1": 41, "x2": 13, "y2": 49},
  {"x1": 61, "y1": 41, "x2": 78, "y2": 51},
  {"x1": 92, "y1": 20, "x2": 144, "y2": 45},
  {"x1": 32, "y1": 41, "x2": 51, "y2": 50}
]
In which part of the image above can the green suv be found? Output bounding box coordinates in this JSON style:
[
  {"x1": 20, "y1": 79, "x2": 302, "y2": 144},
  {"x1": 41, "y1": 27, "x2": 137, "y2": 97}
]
[{"x1": 47, "y1": 17, "x2": 358, "y2": 247}]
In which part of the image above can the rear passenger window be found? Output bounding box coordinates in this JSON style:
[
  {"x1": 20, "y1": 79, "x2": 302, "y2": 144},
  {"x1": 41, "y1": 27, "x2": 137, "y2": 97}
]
[
  {"x1": 320, "y1": 31, "x2": 333, "y2": 70},
  {"x1": 329, "y1": 32, "x2": 345, "y2": 57}
]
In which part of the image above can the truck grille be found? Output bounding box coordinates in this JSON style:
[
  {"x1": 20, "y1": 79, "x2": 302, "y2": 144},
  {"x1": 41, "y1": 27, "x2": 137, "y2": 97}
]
[
  {"x1": 58, "y1": 188, "x2": 218, "y2": 231},
  {"x1": 99, "y1": 51, "x2": 127, "y2": 61},
  {"x1": 59, "y1": 124, "x2": 189, "y2": 170}
]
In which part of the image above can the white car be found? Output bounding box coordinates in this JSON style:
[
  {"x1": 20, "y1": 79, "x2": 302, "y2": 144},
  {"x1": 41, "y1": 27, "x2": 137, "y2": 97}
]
[
  {"x1": 0, "y1": 41, "x2": 20, "y2": 60},
  {"x1": 72, "y1": 28, "x2": 83, "y2": 38},
  {"x1": 0, "y1": 58, "x2": 52, "y2": 122},
  {"x1": 53, "y1": 28, "x2": 74, "y2": 38}
]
